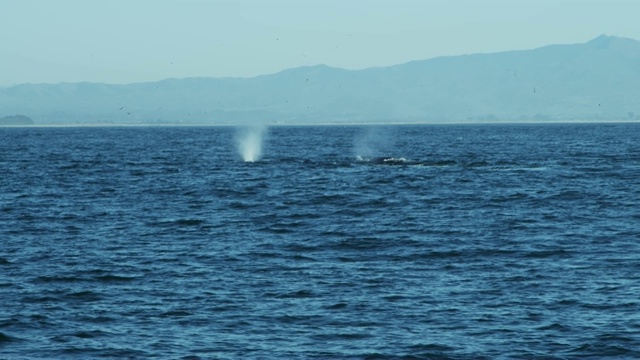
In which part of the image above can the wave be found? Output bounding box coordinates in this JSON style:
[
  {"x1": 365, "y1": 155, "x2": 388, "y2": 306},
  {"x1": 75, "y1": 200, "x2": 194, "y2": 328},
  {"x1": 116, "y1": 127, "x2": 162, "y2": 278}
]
[{"x1": 0, "y1": 331, "x2": 22, "y2": 343}]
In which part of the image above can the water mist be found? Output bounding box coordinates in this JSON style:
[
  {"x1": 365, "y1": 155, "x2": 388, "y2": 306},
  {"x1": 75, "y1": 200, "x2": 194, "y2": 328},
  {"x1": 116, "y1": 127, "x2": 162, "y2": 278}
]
[
  {"x1": 236, "y1": 125, "x2": 267, "y2": 162},
  {"x1": 353, "y1": 126, "x2": 394, "y2": 160}
]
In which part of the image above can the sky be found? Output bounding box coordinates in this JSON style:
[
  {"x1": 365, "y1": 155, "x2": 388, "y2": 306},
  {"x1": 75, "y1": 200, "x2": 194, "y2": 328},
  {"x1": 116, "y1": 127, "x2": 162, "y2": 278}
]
[{"x1": 2, "y1": 0, "x2": 639, "y2": 85}]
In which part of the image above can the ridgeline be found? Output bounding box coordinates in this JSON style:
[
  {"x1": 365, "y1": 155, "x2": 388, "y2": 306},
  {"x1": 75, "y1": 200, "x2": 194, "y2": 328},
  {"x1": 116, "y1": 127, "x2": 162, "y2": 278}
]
[{"x1": 1, "y1": 35, "x2": 639, "y2": 125}]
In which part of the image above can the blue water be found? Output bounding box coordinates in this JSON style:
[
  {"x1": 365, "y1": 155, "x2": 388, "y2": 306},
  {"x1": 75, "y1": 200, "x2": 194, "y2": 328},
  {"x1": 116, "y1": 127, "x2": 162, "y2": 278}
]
[{"x1": 1, "y1": 123, "x2": 640, "y2": 359}]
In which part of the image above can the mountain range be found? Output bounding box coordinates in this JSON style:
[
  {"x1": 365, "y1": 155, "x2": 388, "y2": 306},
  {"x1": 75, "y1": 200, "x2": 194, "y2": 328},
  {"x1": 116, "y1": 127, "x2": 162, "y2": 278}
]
[{"x1": 2, "y1": 35, "x2": 639, "y2": 125}]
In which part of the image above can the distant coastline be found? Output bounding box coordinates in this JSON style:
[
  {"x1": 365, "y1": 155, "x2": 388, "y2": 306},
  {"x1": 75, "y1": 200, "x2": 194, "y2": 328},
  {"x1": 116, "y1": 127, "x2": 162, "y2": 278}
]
[
  {"x1": 13, "y1": 119, "x2": 639, "y2": 128},
  {"x1": 0, "y1": 115, "x2": 34, "y2": 126},
  {"x1": 1, "y1": 35, "x2": 639, "y2": 126}
]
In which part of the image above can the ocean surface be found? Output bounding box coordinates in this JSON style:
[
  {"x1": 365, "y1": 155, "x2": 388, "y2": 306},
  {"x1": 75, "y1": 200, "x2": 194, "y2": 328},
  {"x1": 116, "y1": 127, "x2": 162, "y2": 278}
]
[{"x1": 1, "y1": 123, "x2": 640, "y2": 359}]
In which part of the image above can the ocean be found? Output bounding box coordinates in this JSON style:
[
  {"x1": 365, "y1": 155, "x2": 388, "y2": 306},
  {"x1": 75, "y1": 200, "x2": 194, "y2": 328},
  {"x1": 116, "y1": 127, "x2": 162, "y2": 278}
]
[{"x1": 1, "y1": 123, "x2": 639, "y2": 359}]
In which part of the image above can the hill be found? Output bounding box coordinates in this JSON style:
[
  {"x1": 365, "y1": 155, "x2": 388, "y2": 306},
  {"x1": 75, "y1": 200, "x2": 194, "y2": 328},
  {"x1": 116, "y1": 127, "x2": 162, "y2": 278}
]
[
  {"x1": 0, "y1": 115, "x2": 34, "y2": 126},
  {"x1": 1, "y1": 35, "x2": 638, "y2": 124}
]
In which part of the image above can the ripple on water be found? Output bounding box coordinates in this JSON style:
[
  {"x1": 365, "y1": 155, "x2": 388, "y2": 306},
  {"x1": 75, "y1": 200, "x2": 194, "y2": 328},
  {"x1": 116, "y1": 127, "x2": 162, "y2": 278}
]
[{"x1": 1, "y1": 124, "x2": 639, "y2": 358}]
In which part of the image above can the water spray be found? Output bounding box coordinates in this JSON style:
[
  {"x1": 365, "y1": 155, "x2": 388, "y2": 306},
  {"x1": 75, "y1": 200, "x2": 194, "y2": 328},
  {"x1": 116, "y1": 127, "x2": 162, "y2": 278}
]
[{"x1": 236, "y1": 125, "x2": 267, "y2": 162}]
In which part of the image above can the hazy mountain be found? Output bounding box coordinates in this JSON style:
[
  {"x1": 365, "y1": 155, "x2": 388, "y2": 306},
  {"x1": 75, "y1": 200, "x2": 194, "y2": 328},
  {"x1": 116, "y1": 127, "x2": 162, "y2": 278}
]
[
  {"x1": 1, "y1": 35, "x2": 639, "y2": 125},
  {"x1": 0, "y1": 115, "x2": 34, "y2": 126}
]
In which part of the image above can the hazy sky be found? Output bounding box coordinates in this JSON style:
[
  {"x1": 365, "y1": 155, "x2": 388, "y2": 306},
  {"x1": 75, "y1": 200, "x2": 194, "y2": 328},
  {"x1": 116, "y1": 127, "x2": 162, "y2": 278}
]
[{"x1": 2, "y1": 0, "x2": 639, "y2": 85}]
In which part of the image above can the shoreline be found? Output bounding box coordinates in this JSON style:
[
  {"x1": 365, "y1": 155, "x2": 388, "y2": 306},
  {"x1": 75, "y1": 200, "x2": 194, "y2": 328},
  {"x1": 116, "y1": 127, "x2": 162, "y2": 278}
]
[{"x1": 1, "y1": 119, "x2": 639, "y2": 128}]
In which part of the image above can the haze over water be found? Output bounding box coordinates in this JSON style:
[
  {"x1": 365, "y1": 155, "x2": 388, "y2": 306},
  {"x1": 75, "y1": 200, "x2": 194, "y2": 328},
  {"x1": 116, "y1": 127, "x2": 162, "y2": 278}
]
[{"x1": 2, "y1": 123, "x2": 639, "y2": 358}]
